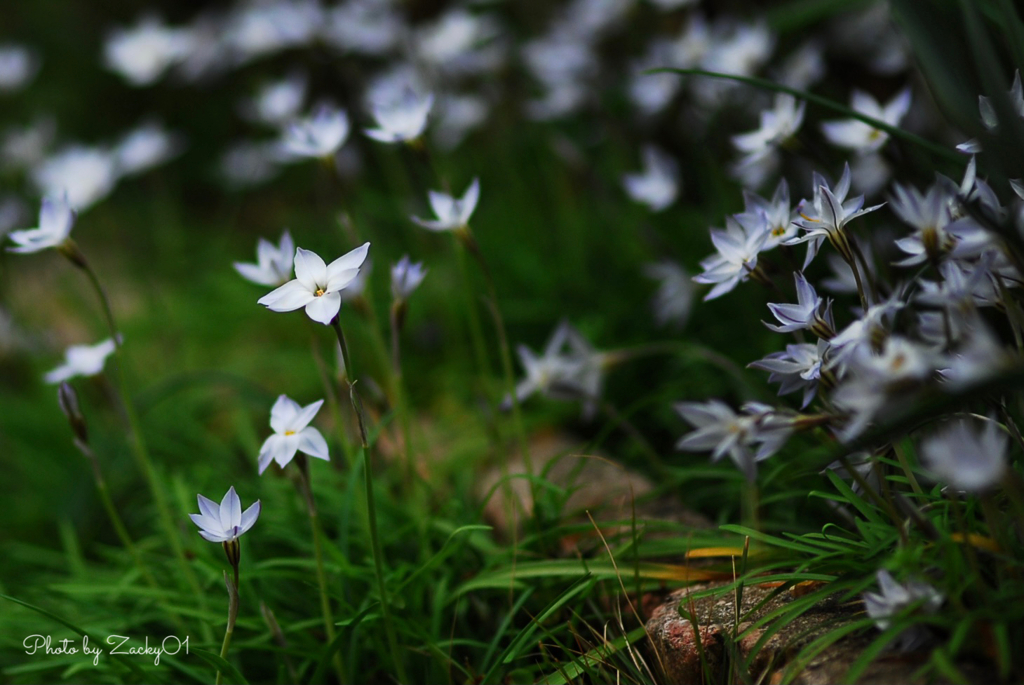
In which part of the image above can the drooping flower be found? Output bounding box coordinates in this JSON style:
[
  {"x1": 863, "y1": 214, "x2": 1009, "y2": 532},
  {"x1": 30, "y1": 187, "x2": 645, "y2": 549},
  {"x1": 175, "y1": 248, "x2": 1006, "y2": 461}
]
[
  {"x1": 257, "y1": 395, "x2": 329, "y2": 474},
  {"x1": 7, "y1": 194, "x2": 76, "y2": 254},
  {"x1": 44, "y1": 338, "x2": 117, "y2": 384},
  {"x1": 391, "y1": 255, "x2": 427, "y2": 300},
  {"x1": 234, "y1": 229, "x2": 295, "y2": 286},
  {"x1": 765, "y1": 272, "x2": 835, "y2": 337},
  {"x1": 364, "y1": 87, "x2": 434, "y2": 144},
  {"x1": 863, "y1": 570, "x2": 942, "y2": 651},
  {"x1": 922, "y1": 419, "x2": 1007, "y2": 492},
  {"x1": 693, "y1": 214, "x2": 770, "y2": 300},
  {"x1": 411, "y1": 178, "x2": 480, "y2": 232},
  {"x1": 644, "y1": 261, "x2": 694, "y2": 329},
  {"x1": 257, "y1": 243, "x2": 369, "y2": 325},
  {"x1": 675, "y1": 400, "x2": 793, "y2": 481},
  {"x1": 621, "y1": 145, "x2": 679, "y2": 212},
  {"x1": 189, "y1": 486, "x2": 261, "y2": 543},
  {"x1": 280, "y1": 104, "x2": 350, "y2": 160},
  {"x1": 820, "y1": 88, "x2": 911, "y2": 153}
]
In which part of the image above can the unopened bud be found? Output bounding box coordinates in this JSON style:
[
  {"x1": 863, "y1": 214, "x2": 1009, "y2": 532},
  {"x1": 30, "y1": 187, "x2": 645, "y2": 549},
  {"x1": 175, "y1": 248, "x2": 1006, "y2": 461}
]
[{"x1": 57, "y1": 382, "x2": 89, "y2": 445}]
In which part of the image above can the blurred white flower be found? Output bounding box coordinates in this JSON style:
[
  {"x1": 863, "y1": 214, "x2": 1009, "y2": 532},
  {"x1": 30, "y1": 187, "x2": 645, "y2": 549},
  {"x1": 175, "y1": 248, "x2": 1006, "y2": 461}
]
[
  {"x1": 219, "y1": 140, "x2": 282, "y2": 188},
  {"x1": 391, "y1": 255, "x2": 427, "y2": 300},
  {"x1": 622, "y1": 146, "x2": 679, "y2": 212},
  {"x1": 923, "y1": 419, "x2": 1007, "y2": 492},
  {"x1": 258, "y1": 244, "x2": 370, "y2": 325},
  {"x1": 104, "y1": 17, "x2": 192, "y2": 86},
  {"x1": 644, "y1": 261, "x2": 693, "y2": 328},
  {"x1": 322, "y1": 0, "x2": 404, "y2": 56},
  {"x1": 694, "y1": 214, "x2": 769, "y2": 300},
  {"x1": 225, "y1": 1, "x2": 322, "y2": 63},
  {"x1": 627, "y1": 39, "x2": 685, "y2": 116},
  {"x1": 694, "y1": 20, "x2": 774, "y2": 106},
  {"x1": 7, "y1": 194, "x2": 75, "y2": 254},
  {"x1": 234, "y1": 230, "x2": 295, "y2": 286},
  {"x1": 863, "y1": 570, "x2": 942, "y2": 651},
  {"x1": 775, "y1": 41, "x2": 825, "y2": 90},
  {"x1": 44, "y1": 338, "x2": 116, "y2": 384},
  {"x1": 32, "y1": 145, "x2": 119, "y2": 211},
  {"x1": 114, "y1": 122, "x2": 184, "y2": 177},
  {"x1": 244, "y1": 73, "x2": 307, "y2": 126},
  {"x1": 433, "y1": 94, "x2": 489, "y2": 151},
  {"x1": 1, "y1": 117, "x2": 56, "y2": 171},
  {"x1": 341, "y1": 258, "x2": 371, "y2": 302},
  {"x1": 365, "y1": 88, "x2": 434, "y2": 144},
  {"x1": 415, "y1": 9, "x2": 501, "y2": 74},
  {"x1": 675, "y1": 400, "x2": 793, "y2": 481},
  {"x1": 821, "y1": 88, "x2": 911, "y2": 153},
  {"x1": 738, "y1": 179, "x2": 798, "y2": 249},
  {"x1": 0, "y1": 44, "x2": 40, "y2": 92},
  {"x1": 258, "y1": 394, "x2": 329, "y2": 474},
  {"x1": 280, "y1": 104, "x2": 350, "y2": 159},
  {"x1": 732, "y1": 94, "x2": 805, "y2": 160},
  {"x1": 412, "y1": 178, "x2": 480, "y2": 232},
  {"x1": 190, "y1": 486, "x2": 261, "y2": 543}
]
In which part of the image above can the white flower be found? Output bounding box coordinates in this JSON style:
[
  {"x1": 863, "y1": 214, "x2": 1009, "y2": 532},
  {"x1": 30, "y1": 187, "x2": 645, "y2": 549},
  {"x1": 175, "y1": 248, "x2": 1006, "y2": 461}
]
[
  {"x1": 364, "y1": 88, "x2": 434, "y2": 143},
  {"x1": 694, "y1": 214, "x2": 770, "y2": 300},
  {"x1": 0, "y1": 44, "x2": 40, "y2": 91},
  {"x1": 391, "y1": 255, "x2": 427, "y2": 300},
  {"x1": 219, "y1": 140, "x2": 281, "y2": 188},
  {"x1": 257, "y1": 244, "x2": 370, "y2": 325},
  {"x1": 412, "y1": 178, "x2": 480, "y2": 231},
  {"x1": 280, "y1": 104, "x2": 350, "y2": 160},
  {"x1": 1, "y1": 117, "x2": 56, "y2": 171},
  {"x1": 923, "y1": 419, "x2": 1007, "y2": 492},
  {"x1": 189, "y1": 486, "x2": 261, "y2": 543},
  {"x1": 863, "y1": 570, "x2": 942, "y2": 651},
  {"x1": 257, "y1": 395, "x2": 329, "y2": 474},
  {"x1": 644, "y1": 261, "x2": 694, "y2": 328},
  {"x1": 786, "y1": 163, "x2": 884, "y2": 268},
  {"x1": 675, "y1": 400, "x2": 793, "y2": 481},
  {"x1": 765, "y1": 272, "x2": 834, "y2": 337},
  {"x1": 234, "y1": 230, "x2": 295, "y2": 286},
  {"x1": 7, "y1": 195, "x2": 76, "y2": 254},
  {"x1": 32, "y1": 145, "x2": 120, "y2": 211},
  {"x1": 732, "y1": 94, "x2": 805, "y2": 159},
  {"x1": 322, "y1": 0, "x2": 404, "y2": 56},
  {"x1": 749, "y1": 340, "x2": 827, "y2": 409},
  {"x1": 245, "y1": 73, "x2": 307, "y2": 126},
  {"x1": 114, "y1": 122, "x2": 184, "y2": 177},
  {"x1": 738, "y1": 179, "x2": 798, "y2": 249},
  {"x1": 103, "y1": 17, "x2": 192, "y2": 86},
  {"x1": 820, "y1": 88, "x2": 911, "y2": 153},
  {"x1": 44, "y1": 338, "x2": 117, "y2": 384},
  {"x1": 622, "y1": 146, "x2": 679, "y2": 212}
]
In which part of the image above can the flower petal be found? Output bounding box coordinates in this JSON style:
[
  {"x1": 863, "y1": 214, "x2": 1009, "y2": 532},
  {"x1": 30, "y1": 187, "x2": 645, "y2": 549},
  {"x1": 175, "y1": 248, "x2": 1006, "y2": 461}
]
[
  {"x1": 239, "y1": 501, "x2": 261, "y2": 535},
  {"x1": 220, "y1": 487, "x2": 242, "y2": 531},
  {"x1": 326, "y1": 242, "x2": 369, "y2": 281},
  {"x1": 289, "y1": 399, "x2": 324, "y2": 432},
  {"x1": 197, "y1": 494, "x2": 220, "y2": 519},
  {"x1": 298, "y1": 426, "x2": 330, "y2": 460},
  {"x1": 304, "y1": 291, "x2": 341, "y2": 325},
  {"x1": 269, "y1": 395, "x2": 301, "y2": 434},
  {"x1": 258, "y1": 279, "x2": 316, "y2": 312},
  {"x1": 294, "y1": 247, "x2": 327, "y2": 291}
]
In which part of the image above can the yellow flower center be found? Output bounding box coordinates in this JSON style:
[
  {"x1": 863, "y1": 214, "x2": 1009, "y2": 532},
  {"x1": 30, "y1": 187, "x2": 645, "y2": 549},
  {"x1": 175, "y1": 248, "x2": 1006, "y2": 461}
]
[
  {"x1": 771, "y1": 225, "x2": 787, "y2": 237},
  {"x1": 315, "y1": 288, "x2": 325, "y2": 297},
  {"x1": 284, "y1": 430, "x2": 296, "y2": 436}
]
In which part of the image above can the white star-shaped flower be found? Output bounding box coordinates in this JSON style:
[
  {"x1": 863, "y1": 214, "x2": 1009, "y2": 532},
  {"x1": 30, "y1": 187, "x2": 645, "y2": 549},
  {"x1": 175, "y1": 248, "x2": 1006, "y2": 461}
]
[
  {"x1": 234, "y1": 229, "x2": 294, "y2": 286},
  {"x1": 257, "y1": 395, "x2": 329, "y2": 474},
  {"x1": 44, "y1": 338, "x2": 117, "y2": 384},
  {"x1": 364, "y1": 88, "x2": 434, "y2": 144},
  {"x1": 189, "y1": 486, "x2": 261, "y2": 543},
  {"x1": 411, "y1": 178, "x2": 480, "y2": 231},
  {"x1": 280, "y1": 104, "x2": 350, "y2": 159},
  {"x1": 7, "y1": 194, "x2": 76, "y2": 254},
  {"x1": 257, "y1": 243, "x2": 369, "y2": 325}
]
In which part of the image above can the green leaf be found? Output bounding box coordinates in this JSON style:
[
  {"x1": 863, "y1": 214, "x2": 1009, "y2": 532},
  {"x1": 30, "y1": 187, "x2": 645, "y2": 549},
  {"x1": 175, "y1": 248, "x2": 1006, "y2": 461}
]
[
  {"x1": 193, "y1": 648, "x2": 250, "y2": 685},
  {"x1": 0, "y1": 593, "x2": 149, "y2": 680}
]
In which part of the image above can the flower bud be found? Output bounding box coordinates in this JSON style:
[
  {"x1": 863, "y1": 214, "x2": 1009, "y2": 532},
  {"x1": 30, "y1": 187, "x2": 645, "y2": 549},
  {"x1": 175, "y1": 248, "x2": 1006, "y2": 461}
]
[{"x1": 57, "y1": 381, "x2": 89, "y2": 445}]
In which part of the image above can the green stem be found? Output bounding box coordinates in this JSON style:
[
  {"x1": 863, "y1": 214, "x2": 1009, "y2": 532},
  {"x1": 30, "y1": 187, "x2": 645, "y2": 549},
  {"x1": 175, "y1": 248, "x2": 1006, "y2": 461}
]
[
  {"x1": 462, "y1": 233, "x2": 532, "y2": 479},
  {"x1": 298, "y1": 457, "x2": 346, "y2": 684},
  {"x1": 75, "y1": 251, "x2": 211, "y2": 641},
  {"x1": 390, "y1": 306, "x2": 417, "y2": 487},
  {"x1": 332, "y1": 319, "x2": 407, "y2": 684},
  {"x1": 454, "y1": 236, "x2": 494, "y2": 404},
  {"x1": 892, "y1": 443, "x2": 925, "y2": 497},
  {"x1": 215, "y1": 564, "x2": 239, "y2": 685}
]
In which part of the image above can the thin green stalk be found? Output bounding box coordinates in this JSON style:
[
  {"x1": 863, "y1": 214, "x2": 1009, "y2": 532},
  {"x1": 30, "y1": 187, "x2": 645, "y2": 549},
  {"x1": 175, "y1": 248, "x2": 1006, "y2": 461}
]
[
  {"x1": 332, "y1": 319, "x2": 407, "y2": 684},
  {"x1": 461, "y1": 233, "x2": 532, "y2": 478},
  {"x1": 73, "y1": 248, "x2": 211, "y2": 641},
  {"x1": 298, "y1": 457, "x2": 346, "y2": 684},
  {"x1": 892, "y1": 443, "x2": 924, "y2": 497},
  {"x1": 454, "y1": 236, "x2": 494, "y2": 402},
  {"x1": 309, "y1": 330, "x2": 356, "y2": 470},
  {"x1": 216, "y1": 562, "x2": 240, "y2": 685},
  {"x1": 390, "y1": 304, "x2": 417, "y2": 487}
]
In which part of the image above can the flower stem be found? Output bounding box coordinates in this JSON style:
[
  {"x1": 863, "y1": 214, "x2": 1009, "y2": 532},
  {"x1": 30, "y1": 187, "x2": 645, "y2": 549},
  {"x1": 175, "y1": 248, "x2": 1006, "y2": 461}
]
[
  {"x1": 216, "y1": 563, "x2": 240, "y2": 685},
  {"x1": 453, "y1": 236, "x2": 495, "y2": 405},
  {"x1": 390, "y1": 305, "x2": 417, "y2": 487},
  {"x1": 297, "y1": 456, "x2": 346, "y2": 683},
  {"x1": 332, "y1": 318, "x2": 407, "y2": 684},
  {"x1": 75, "y1": 252, "x2": 211, "y2": 641}
]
